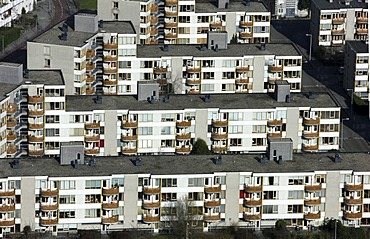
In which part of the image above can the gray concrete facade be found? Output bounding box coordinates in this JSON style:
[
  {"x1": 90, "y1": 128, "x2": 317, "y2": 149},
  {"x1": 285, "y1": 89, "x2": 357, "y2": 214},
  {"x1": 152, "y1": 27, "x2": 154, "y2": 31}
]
[
  {"x1": 20, "y1": 177, "x2": 36, "y2": 230},
  {"x1": 104, "y1": 110, "x2": 118, "y2": 156},
  {"x1": 123, "y1": 174, "x2": 139, "y2": 228}
]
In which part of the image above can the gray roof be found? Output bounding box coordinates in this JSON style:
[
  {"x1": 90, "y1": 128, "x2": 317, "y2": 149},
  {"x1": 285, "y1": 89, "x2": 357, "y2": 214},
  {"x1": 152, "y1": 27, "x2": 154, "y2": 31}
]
[
  {"x1": 65, "y1": 93, "x2": 338, "y2": 112},
  {"x1": 32, "y1": 20, "x2": 135, "y2": 47},
  {"x1": 27, "y1": 70, "x2": 65, "y2": 85},
  {"x1": 346, "y1": 41, "x2": 368, "y2": 53},
  {"x1": 137, "y1": 44, "x2": 301, "y2": 58},
  {"x1": 195, "y1": 1, "x2": 268, "y2": 13},
  {"x1": 312, "y1": 0, "x2": 367, "y2": 10},
  {"x1": 1, "y1": 153, "x2": 370, "y2": 177}
]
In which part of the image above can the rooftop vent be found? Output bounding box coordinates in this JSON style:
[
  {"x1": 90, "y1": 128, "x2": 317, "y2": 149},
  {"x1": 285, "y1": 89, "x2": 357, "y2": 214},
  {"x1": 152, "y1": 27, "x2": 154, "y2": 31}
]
[
  {"x1": 134, "y1": 156, "x2": 142, "y2": 166},
  {"x1": 286, "y1": 95, "x2": 291, "y2": 103},
  {"x1": 259, "y1": 154, "x2": 268, "y2": 164},
  {"x1": 98, "y1": 20, "x2": 104, "y2": 28},
  {"x1": 162, "y1": 95, "x2": 170, "y2": 103},
  {"x1": 87, "y1": 158, "x2": 96, "y2": 167},
  {"x1": 277, "y1": 155, "x2": 283, "y2": 165},
  {"x1": 214, "y1": 44, "x2": 219, "y2": 52},
  {"x1": 162, "y1": 45, "x2": 169, "y2": 52},
  {"x1": 244, "y1": 0, "x2": 250, "y2": 6},
  {"x1": 72, "y1": 159, "x2": 80, "y2": 169},
  {"x1": 10, "y1": 159, "x2": 19, "y2": 169},
  {"x1": 149, "y1": 95, "x2": 158, "y2": 104},
  {"x1": 23, "y1": 69, "x2": 29, "y2": 79},
  {"x1": 62, "y1": 23, "x2": 68, "y2": 33},
  {"x1": 260, "y1": 43, "x2": 266, "y2": 51},
  {"x1": 199, "y1": 44, "x2": 206, "y2": 51},
  {"x1": 60, "y1": 32, "x2": 68, "y2": 41},
  {"x1": 94, "y1": 95, "x2": 102, "y2": 104},
  {"x1": 334, "y1": 154, "x2": 341, "y2": 163},
  {"x1": 214, "y1": 154, "x2": 222, "y2": 165},
  {"x1": 203, "y1": 94, "x2": 211, "y2": 102},
  {"x1": 308, "y1": 92, "x2": 315, "y2": 99}
]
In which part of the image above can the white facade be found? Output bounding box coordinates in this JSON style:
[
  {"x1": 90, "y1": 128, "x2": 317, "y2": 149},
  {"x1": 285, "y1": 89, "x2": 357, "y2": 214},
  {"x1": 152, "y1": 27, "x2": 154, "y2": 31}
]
[{"x1": 0, "y1": 0, "x2": 34, "y2": 28}]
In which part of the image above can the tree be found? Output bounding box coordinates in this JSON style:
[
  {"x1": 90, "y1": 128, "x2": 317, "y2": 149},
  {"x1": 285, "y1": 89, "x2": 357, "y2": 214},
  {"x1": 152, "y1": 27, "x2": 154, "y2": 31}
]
[
  {"x1": 298, "y1": 0, "x2": 311, "y2": 11},
  {"x1": 263, "y1": 220, "x2": 292, "y2": 239},
  {"x1": 320, "y1": 219, "x2": 366, "y2": 239},
  {"x1": 191, "y1": 138, "x2": 210, "y2": 155}
]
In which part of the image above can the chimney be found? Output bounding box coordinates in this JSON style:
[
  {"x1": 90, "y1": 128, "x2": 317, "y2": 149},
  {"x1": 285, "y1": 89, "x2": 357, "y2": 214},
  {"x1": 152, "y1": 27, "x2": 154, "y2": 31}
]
[{"x1": 274, "y1": 80, "x2": 290, "y2": 102}]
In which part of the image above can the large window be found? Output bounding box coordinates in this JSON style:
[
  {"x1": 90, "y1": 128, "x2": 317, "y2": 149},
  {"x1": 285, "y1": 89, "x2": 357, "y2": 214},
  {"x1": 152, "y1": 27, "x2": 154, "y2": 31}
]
[
  {"x1": 162, "y1": 178, "x2": 177, "y2": 187},
  {"x1": 85, "y1": 180, "x2": 101, "y2": 189},
  {"x1": 263, "y1": 205, "x2": 278, "y2": 214},
  {"x1": 188, "y1": 178, "x2": 204, "y2": 187}
]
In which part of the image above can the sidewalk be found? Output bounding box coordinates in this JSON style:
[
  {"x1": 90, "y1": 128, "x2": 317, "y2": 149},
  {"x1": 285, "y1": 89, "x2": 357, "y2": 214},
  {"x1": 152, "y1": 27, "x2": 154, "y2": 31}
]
[{"x1": 0, "y1": 0, "x2": 55, "y2": 60}]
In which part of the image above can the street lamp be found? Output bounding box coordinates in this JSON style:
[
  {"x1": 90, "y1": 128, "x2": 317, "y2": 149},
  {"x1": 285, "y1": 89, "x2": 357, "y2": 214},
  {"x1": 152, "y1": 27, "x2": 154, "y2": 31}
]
[
  {"x1": 306, "y1": 33, "x2": 312, "y2": 61},
  {"x1": 340, "y1": 117, "x2": 350, "y2": 149},
  {"x1": 346, "y1": 88, "x2": 354, "y2": 118}
]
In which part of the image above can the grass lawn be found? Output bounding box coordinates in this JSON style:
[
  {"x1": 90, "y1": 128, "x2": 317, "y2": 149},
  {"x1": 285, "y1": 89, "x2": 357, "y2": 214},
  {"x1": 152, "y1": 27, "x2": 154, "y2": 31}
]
[
  {"x1": 0, "y1": 27, "x2": 21, "y2": 51},
  {"x1": 76, "y1": 0, "x2": 97, "y2": 10}
]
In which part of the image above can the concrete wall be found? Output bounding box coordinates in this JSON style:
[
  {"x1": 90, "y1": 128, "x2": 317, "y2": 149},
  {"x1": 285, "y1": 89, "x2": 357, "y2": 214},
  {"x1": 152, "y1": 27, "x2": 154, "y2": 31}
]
[
  {"x1": 21, "y1": 177, "x2": 35, "y2": 230},
  {"x1": 60, "y1": 143, "x2": 84, "y2": 165},
  {"x1": 123, "y1": 175, "x2": 138, "y2": 228},
  {"x1": 345, "y1": 9, "x2": 355, "y2": 41},
  {"x1": 104, "y1": 110, "x2": 118, "y2": 156},
  {"x1": 285, "y1": 108, "x2": 299, "y2": 151},
  {"x1": 225, "y1": 172, "x2": 239, "y2": 224},
  {"x1": 137, "y1": 82, "x2": 159, "y2": 101},
  {"x1": 194, "y1": 109, "x2": 209, "y2": 146},
  {"x1": 0, "y1": 63, "x2": 23, "y2": 84},
  {"x1": 170, "y1": 57, "x2": 184, "y2": 94},
  {"x1": 325, "y1": 171, "x2": 341, "y2": 219},
  {"x1": 75, "y1": 14, "x2": 98, "y2": 33},
  {"x1": 343, "y1": 43, "x2": 356, "y2": 91},
  {"x1": 252, "y1": 56, "x2": 266, "y2": 92},
  {"x1": 268, "y1": 139, "x2": 293, "y2": 161},
  {"x1": 225, "y1": 13, "x2": 237, "y2": 43},
  {"x1": 207, "y1": 32, "x2": 228, "y2": 50}
]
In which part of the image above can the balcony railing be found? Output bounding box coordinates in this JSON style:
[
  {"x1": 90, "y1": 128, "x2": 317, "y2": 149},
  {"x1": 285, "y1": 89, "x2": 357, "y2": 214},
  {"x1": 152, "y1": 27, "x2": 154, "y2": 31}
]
[
  {"x1": 0, "y1": 219, "x2": 15, "y2": 227},
  {"x1": 332, "y1": 29, "x2": 345, "y2": 35},
  {"x1": 104, "y1": 55, "x2": 118, "y2": 61},
  {"x1": 204, "y1": 214, "x2": 221, "y2": 222},
  {"x1": 175, "y1": 147, "x2": 191, "y2": 154},
  {"x1": 86, "y1": 50, "x2": 95, "y2": 59},
  {"x1": 102, "y1": 202, "x2": 119, "y2": 209},
  {"x1": 303, "y1": 118, "x2": 320, "y2": 125},
  {"x1": 28, "y1": 135, "x2": 45, "y2": 143},
  {"x1": 176, "y1": 133, "x2": 191, "y2": 140},
  {"x1": 7, "y1": 145, "x2": 17, "y2": 155},
  {"x1": 121, "y1": 147, "x2": 137, "y2": 155},
  {"x1": 40, "y1": 189, "x2": 59, "y2": 197},
  {"x1": 244, "y1": 199, "x2": 262, "y2": 207},
  {"x1": 150, "y1": 4, "x2": 158, "y2": 13},
  {"x1": 344, "y1": 183, "x2": 363, "y2": 191},
  {"x1": 268, "y1": 66, "x2": 283, "y2": 72},
  {"x1": 204, "y1": 200, "x2": 221, "y2": 207},
  {"x1": 103, "y1": 80, "x2": 117, "y2": 86},
  {"x1": 28, "y1": 109, "x2": 44, "y2": 116},
  {"x1": 240, "y1": 21, "x2": 253, "y2": 27},
  {"x1": 305, "y1": 184, "x2": 322, "y2": 191},
  {"x1": 303, "y1": 144, "x2": 319, "y2": 151},
  {"x1": 0, "y1": 204, "x2": 15, "y2": 212},
  {"x1": 7, "y1": 132, "x2": 17, "y2": 141},
  {"x1": 332, "y1": 18, "x2": 345, "y2": 24},
  {"x1": 304, "y1": 197, "x2": 321, "y2": 205},
  {"x1": 102, "y1": 187, "x2": 119, "y2": 195},
  {"x1": 245, "y1": 185, "x2": 263, "y2": 192},
  {"x1": 40, "y1": 204, "x2": 58, "y2": 211},
  {"x1": 243, "y1": 213, "x2": 261, "y2": 221},
  {"x1": 186, "y1": 79, "x2": 201, "y2": 85},
  {"x1": 86, "y1": 64, "x2": 95, "y2": 71},
  {"x1": 236, "y1": 66, "x2": 250, "y2": 72},
  {"x1": 104, "y1": 67, "x2": 118, "y2": 74},
  {"x1": 187, "y1": 66, "x2": 201, "y2": 73},
  {"x1": 176, "y1": 121, "x2": 191, "y2": 127},
  {"x1": 86, "y1": 87, "x2": 95, "y2": 95},
  {"x1": 235, "y1": 78, "x2": 249, "y2": 84},
  {"x1": 210, "y1": 21, "x2": 223, "y2": 28},
  {"x1": 143, "y1": 201, "x2": 160, "y2": 209},
  {"x1": 343, "y1": 211, "x2": 362, "y2": 219},
  {"x1": 121, "y1": 134, "x2": 138, "y2": 141},
  {"x1": 205, "y1": 185, "x2": 221, "y2": 193},
  {"x1": 304, "y1": 212, "x2": 321, "y2": 220},
  {"x1": 267, "y1": 119, "x2": 282, "y2": 126},
  {"x1": 211, "y1": 132, "x2": 228, "y2": 140},
  {"x1": 357, "y1": 28, "x2": 368, "y2": 34},
  {"x1": 303, "y1": 131, "x2": 319, "y2": 138},
  {"x1": 267, "y1": 132, "x2": 282, "y2": 138},
  {"x1": 28, "y1": 96, "x2": 43, "y2": 103},
  {"x1": 165, "y1": 22, "x2": 177, "y2": 28},
  {"x1": 212, "y1": 146, "x2": 227, "y2": 153},
  {"x1": 85, "y1": 122, "x2": 100, "y2": 129},
  {"x1": 143, "y1": 187, "x2": 161, "y2": 194},
  {"x1": 344, "y1": 198, "x2": 363, "y2": 205},
  {"x1": 357, "y1": 17, "x2": 368, "y2": 23},
  {"x1": 0, "y1": 190, "x2": 15, "y2": 197},
  {"x1": 165, "y1": 0, "x2": 178, "y2": 5},
  {"x1": 7, "y1": 119, "x2": 17, "y2": 128},
  {"x1": 84, "y1": 135, "x2": 100, "y2": 142},
  {"x1": 240, "y1": 32, "x2": 253, "y2": 38},
  {"x1": 7, "y1": 103, "x2": 17, "y2": 115},
  {"x1": 85, "y1": 148, "x2": 100, "y2": 155},
  {"x1": 165, "y1": 32, "x2": 177, "y2": 38},
  {"x1": 86, "y1": 76, "x2": 95, "y2": 83},
  {"x1": 211, "y1": 119, "x2": 228, "y2": 127},
  {"x1": 268, "y1": 76, "x2": 281, "y2": 84},
  {"x1": 29, "y1": 149, "x2": 44, "y2": 156},
  {"x1": 104, "y1": 43, "x2": 118, "y2": 49},
  {"x1": 29, "y1": 123, "x2": 44, "y2": 130},
  {"x1": 122, "y1": 121, "x2": 138, "y2": 128},
  {"x1": 143, "y1": 214, "x2": 160, "y2": 223},
  {"x1": 153, "y1": 67, "x2": 168, "y2": 73}
]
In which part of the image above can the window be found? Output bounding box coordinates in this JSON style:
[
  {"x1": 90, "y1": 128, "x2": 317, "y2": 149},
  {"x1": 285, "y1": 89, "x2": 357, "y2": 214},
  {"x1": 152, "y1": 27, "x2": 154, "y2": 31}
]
[
  {"x1": 288, "y1": 190, "x2": 303, "y2": 199},
  {"x1": 288, "y1": 177, "x2": 304, "y2": 185},
  {"x1": 264, "y1": 191, "x2": 278, "y2": 200},
  {"x1": 46, "y1": 129, "x2": 60, "y2": 137},
  {"x1": 85, "y1": 180, "x2": 101, "y2": 189},
  {"x1": 320, "y1": 111, "x2": 339, "y2": 119},
  {"x1": 60, "y1": 180, "x2": 76, "y2": 190},
  {"x1": 263, "y1": 205, "x2": 278, "y2": 214},
  {"x1": 59, "y1": 210, "x2": 75, "y2": 218},
  {"x1": 264, "y1": 176, "x2": 278, "y2": 185},
  {"x1": 112, "y1": 178, "x2": 124, "y2": 187},
  {"x1": 138, "y1": 127, "x2": 153, "y2": 135},
  {"x1": 161, "y1": 193, "x2": 177, "y2": 201},
  {"x1": 85, "y1": 194, "x2": 101, "y2": 203},
  {"x1": 229, "y1": 138, "x2": 242, "y2": 146},
  {"x1": 138, "y1": 114, "x2": 153, "y2": 122},
  {"x1": 229, "y1": 125, "x2": 243, "y2": 134},
  {"x1": 162, "y1": 178, "x2": 177, "y2": 187},
  {"x1": 201, "y1": 84, "x2": 214, "y2": 92},
  {"x1": 46, "y1": 115, "x2": 60, "y2": 123},
  {"x1": 161, "y1": 127, "x2": 173, "y2": 135},
  {"x1": 252, "y1": 125, "x2": 266, "y2": 133},
  {"x1": 161, "y1": 113, "x2": 175, "y2": 122},
  {"x1": 188, "y1": 192, "x2": 203, "y2": 201},
  {"x1": 188, "y1": 178, "x2": 204, "y2": 187},
  {"x1": 44, "y1": 59, "x2": 50, "y2": 68},
  {"x1": 320, "y1": 124, "x2": 339, "y2": 132},
  {"x1": 229, "y1": 112, "x2": 242, "y2": 121},
  {"x1": 43, "y1": 46, "x2": 50, "y2": 55},
  {"x1": 161, "y1": 207, "x2": 177, "y2": 216},
  {"x1": 85, "y1": 209, "x2": 100, "y2": 218},
  {"x1": 252, "y1": 112, "x2": 267, "y2": 120},
  {"x1": 287, "y1": 205, "x2": 303, "y2": 213},
  {"x1": 252, "y1": 138, "x2": 265, "y2": 146},
  {"x1": 118, "y1": 61, "x2": 131, "y2": 68},
  {"x1": 8, "y1": 180, "x2": 20, "y2": 190}
]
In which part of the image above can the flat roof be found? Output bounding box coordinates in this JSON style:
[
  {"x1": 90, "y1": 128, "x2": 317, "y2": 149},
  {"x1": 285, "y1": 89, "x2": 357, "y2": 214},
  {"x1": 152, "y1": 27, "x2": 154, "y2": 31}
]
[
  {"x1": 312, "y1": 0, "x2": 367, "y2": 10},
  {"x1": 27, "y1": 70, "x2": 65, "y2": 85},
  {"x1": 137, "y1": 44, "x2": 301, "y2": 58},
  {"x1": 2, "y1": 153, "x2": 370, "y2": 177},
  {"x1": 195, "y1": 1, "x2": 268, "y2": 13},
  {"x1": 32, "y1": 20, "x2": 135, "y2": 47},
  {"x1": 346, "y1": 41, "x2": 368, "y2": 54},
  {"x1": 65, "y1": 93, "x2": 338, "y2": 112}
]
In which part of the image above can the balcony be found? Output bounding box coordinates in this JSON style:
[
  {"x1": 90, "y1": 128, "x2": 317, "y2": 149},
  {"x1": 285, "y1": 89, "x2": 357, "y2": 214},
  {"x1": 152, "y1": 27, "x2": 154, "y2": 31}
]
[
  {"x1": 143, "y1": 187, "x2": 161, "y2": 194},
  {"x1": 165, "y1": 0, "x2": 178, "y2": 5},
  {"x1": 187, "y1": 66, "x2": 201, "y2": 73},
  {"x1": 86, "y1": 64, "x2": 95, "y2": 71},
  {"x1": 268, "y1": 76, "x2": 281, "y2": 84},
  {"x1": 7, "y1": 145, "x2": 17, "y2": 155},
  {"x1": 211, "y1": 119, "x2": 228, "y2": 127},
  {"x1": 86, "y1": 87, "x2": 95, "y2": 95},
  {"x1": 268, "y1": 66, "x2": 283, "y2": 72},
  {"x1": 40, "y1": 189, "x2": 59, "y2": 197},
  {"x1": 303, "y1": 118, "x2": 320, "y2": 125},
  {"x1": 211, "y1": 132, "x2": 228, "y2": 140},
  {"x1": 7, "y1": 119, "x2": 17, "y2": 128},
  {"x1": 28, "y1": 96, "x2": 43, "y2": 103},
  {"x1": 187, "y1": 89, "x2": 200, "y2": 94},
  {"x1": 165, "y1": 10, "x2": 177, "y2": 17},
  {"x1": 102, "y1": 202, "x2": 119, "y2": 209},
  {"x1": 104, "y1": 67, "x2": 117, "y2": 74},
  {"x1": 29, "y1": 109, "x2": 44, "y2": 116},
  {"x1": 240, "y1": 32, "x2": 253, "y2": 38},
  {"x1": 210, "y1": 21, "x2": 223, "y2": 28},
  {"x1": 85, "y1": 148, "x2": 100, "y2": 155},
  {"x1": 157, "y1": 79, "x2": 167, "y2": 85},
  {"x1": 332, "y1": 18, "x2": 345, "y2": 24},
  {"x1": 122, "y1": 121, "x2": 138, "y2": 128},
  {"x1": 150, "y1": 4, "x2": 158, "y2": 13},
  {"x1": 29, "y1": 122, "x2": 44, "y2": 130},
  {"x1": 165, "y1": 22, "x2": 177, "y2": 28},
  {"x1": 85, "y1": 122, "x2": 100, "y2": 129},
  {"x1": 143, "y1": 201, "x2": 160, "y2": 209},
  {"x1": 245, "y1": 185, "x2": 263, "y2": 192},
  {"x1": 40, "y1": 204, "x2": 58, "y2": 211},
  {"x1": 240, "y1": 21, "x2": 253, "y2": 27},
  {"x1": 176, "y1": 133, "x2": 191, "y2": 140},
  {"x1": 143, "y1": 214, "x2": 160, "y2": 223},
  {"x1": 153, "y1": 67, "x2": 168, "y2": 73},
  {"x1": 236, "y1": 66, "x2": 250, "y2": 72},
  {"x1": 86, "y1": 50, "x2": 95, "y2": 59},
  {"x1": 0, "y1": 204, "x2": 15, "y2": 212},
  {"x1": 86, "y1": 76, "x2": 95, "y2": 83},
  {"x1": 304, "y1": 212, "x2": 321, "y2": 220},
  {"x1": 121, "y1": 134, "x2": 138, "y2": 141},
  {"x1": 344, "y1": 211, "x2": 362, "y2": 219},
  {"x1": 204, "y1": 200, "x2": 221, "y2": 207},
  {"x1": 150, "y1": 17, "x2": 158, "y2": 25},
  {"x1": 243, "y1": 213, "x2": 261, "y2": 221},
  {"x1": 102, "y1": 187, "x2": 119, "y2": 195},
  {"x1": 344, "y1": 183, "x2": 363, "y2": 191},
  {"x1": 305, "y1": 184, "x2": 322, "y2": 191},
  {"x1": 332, "y1": 29, "x2": 345, "y2": 35},
  {"x1": 103, "y1": 80, "x2": 117, "y2": 86},
  {"x1": 204, "y1": 214, "x2": 221, "y2": 222},
  {"x1": 0, "y1": 219, "x2": 15, "y2": 227},
  {"x1": 0, "y1": 190, "x2": 15, "y2": 197},
  {"x1": 212, "y1": 146, "x2": 227, "y2": 153},
  {"x1": 28, "y1": 135, "x2": 44, "y2": 143},
  {"x1": 244, "y1": 199, "x2": 262, "y2": 207},
  {"x1": 357, "y1": 17, "x2": 368, "y2": 23},
  {"x1": 40, "y1": 218, "x2": 58, "y2": 226},
  {"x1": 304, "y1": 197, "x2": 321, "y2": 205},
  {"x1": 176, "y1": 121, "x2": 191, "y2": 127},
  {"x1": 175, "y1": 146, "x2": 191, "y2": 154},
  {"x1": 186, "y1": 79, "x2": 201, "y2": 85},
  {"x1": 121, "y1": 147, "x2": 137, "y2": 155},
  {"x1": 7, "y1": 103, "x2": 17, "y2": 115},
  {"x1": 85, "y1": 135, "x2": 100, "y2": 142},
  {"x1": 7, "y1": 132, "x2": 17, "y2": 141},
  {"x1": 267, "y1": 119, "x2": 282, "y2": 126},
  {"x1": 235, "y1": 78, "x2": 249, "y2": 84},
  {"x1": 205, "y1": 185, "x2": 221, "y2": 193},
  {"x1": 344, "y1": 198, "x2": 363, "y2": 205},
  {"x1": 303, "y1": 144, "x2": 319, "y2": 151},
  {"x1": 303, "y1": 131, "x2": 319, "y2": 138},
  {"x1": 267, "y1": 132, "x2": 282, "y2": 138},
  {"x1": 104, "y1": 43, "x2": 118, "y2": 49},
  {"x1": 150, "y1": 28, "x2": 158, "y2": 36},
  {"x1": 165, "y1": 33, "x2": 177, "y2": 39},
  {"x1": 357, "y1": 28, "x2": 368, "y2": 34}
]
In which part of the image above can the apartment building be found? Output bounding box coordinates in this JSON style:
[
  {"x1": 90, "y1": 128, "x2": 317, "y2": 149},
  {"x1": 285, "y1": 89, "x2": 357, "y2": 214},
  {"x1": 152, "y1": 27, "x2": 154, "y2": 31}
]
[
  {"x1": 262, "y1": 0, "x2": 309, "y2": 18},
  {"x1": 0, "y1": 152, "x2": 369, "y2": 237},
  {"x1": 97, "y1": 0, "x2": 271, "y2": 45},
  {"x1": 310, "y1": 0, "x2": 368, "y2": 51},
  {"x1": 27, "y1": 14, "x2": 302, "y2": 96},
  {"x1": 0, "y1": 0, "x2": 34, "y2": 28},
  {"x1": 343, "y1": 41, "x2": 369, "y2": 118}
]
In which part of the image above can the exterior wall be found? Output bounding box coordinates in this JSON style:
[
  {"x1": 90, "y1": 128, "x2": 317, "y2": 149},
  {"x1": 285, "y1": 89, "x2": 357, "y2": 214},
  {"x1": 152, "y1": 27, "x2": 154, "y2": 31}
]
[
  {"x1": 20, "y1": 177, "x2": 35, "y2": 230},
  {"x1": 0, "y1": 63, "x2": 22, "y2": 84},
  {"x1": 123, "y1": 174, "x2": 139, "y2": 228},
  {"x1": 0, "y1": 0, "x2": 35, "y2": 28},
  {"x1": 104, "y1": 110, "x2": 118, "y2": 156},
  {"x1": 325, "y1": 171, "x2": 341, "y2": 219}
]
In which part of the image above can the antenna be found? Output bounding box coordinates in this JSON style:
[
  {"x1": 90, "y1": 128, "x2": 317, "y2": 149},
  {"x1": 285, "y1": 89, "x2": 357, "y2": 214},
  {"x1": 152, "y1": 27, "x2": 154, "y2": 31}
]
[{"x1": 135, "y1": 156, "x2": 142, "y2": 166}]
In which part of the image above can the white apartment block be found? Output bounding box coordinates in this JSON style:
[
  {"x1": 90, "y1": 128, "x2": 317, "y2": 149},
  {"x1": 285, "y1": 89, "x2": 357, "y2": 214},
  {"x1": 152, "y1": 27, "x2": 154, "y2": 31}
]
[
  {"x1": 0, "y1": 0, "x2": 34, "y2": 28},
  {"x1": 343, "y1": 41, "x2": 369, "y2": 118},
  {"x1": 97, "y1": 0, "x2": 271, "y2": 45},
  {"x1": 263, "y1": 0, "x2": 309, "y2": 18},
  {"x1": 310, "y1": 0, "x2": 368, "y2": 50},
  {"x1": 0, "y1": 153, "x2": 369, "y2": 237},
  {"x1": 27, "y1": 14, "x2": 302, "y2": 96}
]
